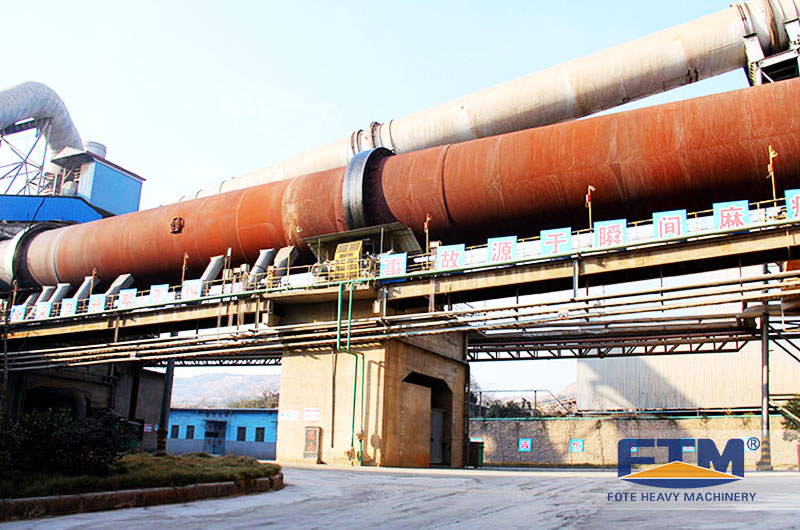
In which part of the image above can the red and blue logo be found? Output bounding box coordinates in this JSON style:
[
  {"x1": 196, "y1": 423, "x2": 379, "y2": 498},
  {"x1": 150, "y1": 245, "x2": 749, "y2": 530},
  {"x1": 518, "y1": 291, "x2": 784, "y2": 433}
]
[{"x1": 617, "y1": 438, "x2": 747, "y2": 489}]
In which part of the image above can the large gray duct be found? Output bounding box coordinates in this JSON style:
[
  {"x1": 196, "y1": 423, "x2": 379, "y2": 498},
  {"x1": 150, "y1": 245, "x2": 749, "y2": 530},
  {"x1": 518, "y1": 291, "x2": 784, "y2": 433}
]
[
  {"x1": 183, "y1": 0, "x2": 800, "y2": 201},
  {"x1": 0, "y1": 81, "x2": 83, "y2": 171}
]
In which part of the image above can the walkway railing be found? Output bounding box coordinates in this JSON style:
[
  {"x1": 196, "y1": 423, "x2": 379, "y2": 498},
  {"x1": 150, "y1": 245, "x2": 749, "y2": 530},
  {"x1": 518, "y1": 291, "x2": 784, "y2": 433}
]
[{"x1": 3, "y1": 196, "x2": 799, "y2": 326}]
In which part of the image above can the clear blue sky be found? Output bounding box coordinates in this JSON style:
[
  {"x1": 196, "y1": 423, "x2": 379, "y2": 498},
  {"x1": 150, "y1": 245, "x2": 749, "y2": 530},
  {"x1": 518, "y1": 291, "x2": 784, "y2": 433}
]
[{"x1": 2, "y1": 1, "x2": 750, "y2": 391}]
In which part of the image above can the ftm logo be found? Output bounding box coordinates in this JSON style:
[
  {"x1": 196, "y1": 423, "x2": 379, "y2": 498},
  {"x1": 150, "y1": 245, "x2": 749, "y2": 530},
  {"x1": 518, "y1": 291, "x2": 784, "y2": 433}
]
[{"x1": 618, "y1": 438, "x2": 748, "y2": 489}]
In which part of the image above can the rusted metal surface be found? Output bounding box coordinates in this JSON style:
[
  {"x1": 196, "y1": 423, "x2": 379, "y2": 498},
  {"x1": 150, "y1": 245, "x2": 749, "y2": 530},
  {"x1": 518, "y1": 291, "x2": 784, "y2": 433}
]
[
  {"x1": 24, "y1": 167, "x2": 350, "y2": 286},
  {"x1": 13, "y1": 78, "x2": 800, "y2": 288},
  {"x1": 372, "y1": 78, "x2": 800, "y2": 244},
  {"x1": 26, "y1": 177, "x2": 290, "y2": 286},
  {"x1": 183, "y1": 0, "x2": 800, "y2": 200}
]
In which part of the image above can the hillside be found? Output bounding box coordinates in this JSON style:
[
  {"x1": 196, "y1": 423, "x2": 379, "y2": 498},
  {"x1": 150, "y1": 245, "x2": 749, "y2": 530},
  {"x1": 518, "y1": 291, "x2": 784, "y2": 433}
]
[{"x1": 170, "y1": 373, "x2": 280, "y2": 408}]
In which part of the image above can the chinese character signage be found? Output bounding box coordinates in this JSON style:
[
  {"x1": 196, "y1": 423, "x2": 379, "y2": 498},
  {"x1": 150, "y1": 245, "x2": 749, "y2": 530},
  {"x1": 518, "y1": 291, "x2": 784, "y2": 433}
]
[
  {"x1": 786, "y1": 189, "x2": 800, "y2": 219},
  {"x1": 87, "y1": 294, "x2": 107, "y2": 314},
  {"x1": 487, "y1": 236, "x2": 517, "y2": 263},
  {"x1": 150, "y1": 284, "x2": 170, "y2": 305},
  {"x1": 713, "y1": 200, "x2": 749, "y2": 230},
  {"x1": 34, "y1": 302, "x2": 52, "y2": 320},
  {"x1": 653, "y1": 209, "x2": 687, "y2": 239},
  {"x1": 304, "y1": 426, "x2": 321, "y2": 460},
  {"x1": 569, "y1": 438, "x2": 584, "y2": 453},
  {"x1": 60, "y1": 298, "x2": 77, "y2": 317},
  {"x1": 9, "y1": 305, "x2": 26, "y2": 322},
  {"x1": 518, "y1": 438, "x2": 532, "y2": 452},
  {"x1": 118, "y1": 288, "x2": 137, "y2": 310},
  {"x1": 540, "y1": 228, "x2": 572, "y2": 256},
  {"x1": 181, "y1": 279, "x2": 204, "y2": 300},
  {"x1": 594, "y1": 219, "x2": 626, "y2": 248},
  {"x1": 379, "y1": 253, "x2": 407, "y2": 277},
  {"x1": 279, "y1": 410, "x2": 299, "y2": 421},
  {"x1": 436, "y1": 244, "x2": 465, "y2": 270}
]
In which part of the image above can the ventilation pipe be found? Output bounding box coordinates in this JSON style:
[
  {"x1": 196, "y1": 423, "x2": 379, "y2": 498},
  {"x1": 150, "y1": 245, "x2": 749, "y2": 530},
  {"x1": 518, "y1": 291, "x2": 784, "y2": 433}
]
[
  {"x1": 182, "y1": 0, "x2": 800, "y2": 201},
  {"x1": 0, "y1": 81, "x2": 83, "y2": 174}
]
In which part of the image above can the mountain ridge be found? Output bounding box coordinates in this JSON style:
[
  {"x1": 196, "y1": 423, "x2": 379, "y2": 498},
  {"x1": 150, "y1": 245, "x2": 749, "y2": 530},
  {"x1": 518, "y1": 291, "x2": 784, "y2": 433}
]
[{"x1": 171, "y1": 373, "x2": 280, "y2": 408}]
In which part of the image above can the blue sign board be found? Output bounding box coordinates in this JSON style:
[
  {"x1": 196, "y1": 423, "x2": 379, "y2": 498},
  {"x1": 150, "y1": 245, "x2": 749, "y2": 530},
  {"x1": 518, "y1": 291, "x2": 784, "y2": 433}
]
[
  {"x1": 786, "y1": 189, "x2": 800, "y2": 219},
  {"x1": 380, "y1": 253, "x2": 407, "y2": 277},
  {"x1": 540, "y1": 227, "x2": 572, "y2": 256},
  {"x1": 653, "y1": 209, "x2": 687, "y2": 239},
  {"x1": 594, "y1": 219, "x2": 627, "y2": 248},
  {"x1": 713, "y1": 200, "x2": 749, "y2": 230},
  {"x1": 487, "y1": 236, "x2": 517, "y2": 263},
  {"x1": 569, "y1": 438, "x2": 584, "y2": 453},
  {"x1": 436, "y1": 244, "x2": 466, "y2": 270}
]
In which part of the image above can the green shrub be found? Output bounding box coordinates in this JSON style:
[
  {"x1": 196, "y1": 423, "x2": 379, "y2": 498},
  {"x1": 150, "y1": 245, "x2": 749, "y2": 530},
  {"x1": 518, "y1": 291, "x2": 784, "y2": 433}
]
[
  {"x1": 0, "y1": 452, "x2": 279, "y2": 499},
  {"x1": 0, "y1": 408, "x2": 135, "y2": 476},
  {"x1": 781, "y1": 395, "x2": 800, "y2": 442}
]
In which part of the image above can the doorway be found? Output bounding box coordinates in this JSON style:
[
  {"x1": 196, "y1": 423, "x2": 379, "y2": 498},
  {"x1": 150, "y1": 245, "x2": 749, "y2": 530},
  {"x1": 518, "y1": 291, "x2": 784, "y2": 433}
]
[
  {"x1": 204, "y1": 420, "x2": 227, "y2": 454},
  {"x1": 402, "y1": 372, "x2": 453, "y2": 466},
  {"x1": 430, "y1": 408, "x2": 446, "y2": 465}
]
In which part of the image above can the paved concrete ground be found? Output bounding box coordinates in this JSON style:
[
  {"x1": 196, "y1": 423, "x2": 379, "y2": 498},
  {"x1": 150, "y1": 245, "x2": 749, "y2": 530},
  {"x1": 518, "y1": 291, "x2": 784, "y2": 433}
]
[{"x1": 3, "y1": 465, "x2": 799, "y2": 529}]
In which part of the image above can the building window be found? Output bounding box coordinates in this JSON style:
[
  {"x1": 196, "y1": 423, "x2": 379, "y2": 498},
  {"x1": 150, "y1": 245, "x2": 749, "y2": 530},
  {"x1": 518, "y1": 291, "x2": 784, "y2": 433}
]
[
  {"x1": 171, "y1": 425, "x2": 179, "y2": 439},
  {"x1": 186, "y1": 425, "x2": 195, "y2": 439},
  {"x1": 237, "y1": 426, "x2": 246, "y2": 441},
  {"x1": 255, "y1": 427, "x2": 265, "y2": 442}
]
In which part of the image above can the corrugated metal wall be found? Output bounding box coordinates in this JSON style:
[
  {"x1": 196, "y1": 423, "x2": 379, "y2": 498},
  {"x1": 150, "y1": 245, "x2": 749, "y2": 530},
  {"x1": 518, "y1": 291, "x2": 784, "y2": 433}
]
[{"x1": 576, "y1": 343, "x2": 800, "y2": 411}]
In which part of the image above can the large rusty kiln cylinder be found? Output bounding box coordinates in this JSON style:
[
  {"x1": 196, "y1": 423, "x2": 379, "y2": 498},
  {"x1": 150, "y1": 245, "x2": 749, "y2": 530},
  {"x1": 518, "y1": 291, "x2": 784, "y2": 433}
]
[
  {"x1": 5, "y1": 78, "x2": 800, "y2": 288},
  {"x1": 183, "y1": 0, "x2": 800, "y2": 200}
]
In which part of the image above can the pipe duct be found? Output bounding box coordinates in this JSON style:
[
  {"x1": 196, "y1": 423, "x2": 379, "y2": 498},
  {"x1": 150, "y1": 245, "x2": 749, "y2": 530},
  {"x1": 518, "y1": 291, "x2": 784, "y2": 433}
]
[{"x1": 0, "y1": 81, "x2": 83, "y2": 171}]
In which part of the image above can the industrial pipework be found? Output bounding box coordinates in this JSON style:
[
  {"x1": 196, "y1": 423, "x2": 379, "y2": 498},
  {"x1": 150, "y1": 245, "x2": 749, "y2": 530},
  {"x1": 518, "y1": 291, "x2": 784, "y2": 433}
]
[
  {"x1": 3, "y1": 78, "x2": 800, "y2": 289},
  {"x1": 182, "y1": 0, "x2": 800, "y2": 201},
  {"x1": 0, "y1": 81, "x2": 83, "y2": 172}
]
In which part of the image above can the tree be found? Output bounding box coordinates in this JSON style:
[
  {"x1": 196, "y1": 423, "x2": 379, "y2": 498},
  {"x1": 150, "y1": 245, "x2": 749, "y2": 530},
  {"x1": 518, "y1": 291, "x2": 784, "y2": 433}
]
[
  {"x1": 227, "y1": 386, "x2": 279, "y2": 409},
  {"x1": 469, "y1": 376, "x2": 485, "y2": 417},
  {"x1": 485, "y1": 398, "x2": 535, "y2": 418},
  {"x1": 781, "y1": 395, "x2": 800, "y2": 442},
  {"x1": 0, "y1": 408, "x2": 135, "y2": 475}
]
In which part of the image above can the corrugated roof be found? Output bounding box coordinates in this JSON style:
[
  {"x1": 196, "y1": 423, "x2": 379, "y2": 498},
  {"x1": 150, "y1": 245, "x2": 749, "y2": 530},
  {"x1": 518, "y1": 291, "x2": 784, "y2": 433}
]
[{"x1": 51, "y1": 147, "x2": 146, "y2": 182}]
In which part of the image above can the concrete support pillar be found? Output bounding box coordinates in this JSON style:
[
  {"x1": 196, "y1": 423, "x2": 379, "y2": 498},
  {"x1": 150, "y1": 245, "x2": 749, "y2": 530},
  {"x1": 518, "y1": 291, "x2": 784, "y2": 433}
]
[
  {"x1": 156, "y1": 359, "x2": 175, "y2": 454},
  {"x1": 276, "y1": 332, "x2": 467, "y2": 467},
  {"x1": 128, "y1": 362, "x2": 142, "y2": 419},
  {"x1": 757, "y1": 311, "x2": 773, "y2": 471}
]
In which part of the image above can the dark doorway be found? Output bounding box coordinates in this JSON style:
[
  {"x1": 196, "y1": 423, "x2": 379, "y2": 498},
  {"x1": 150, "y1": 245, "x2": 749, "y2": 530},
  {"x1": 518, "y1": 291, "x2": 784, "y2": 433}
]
[
  {"x1": 22, "y1": 386, "x2": 87, "y2": 418},
  {"x1": 430, "y1": 408, "x2": 446, "y2": 464},
  {"x1": 402, "y1": 372, "x2": 453, "y2": 466},
  {"x1": 204, "y1": 420, "x2": 227, "y2": 454}
]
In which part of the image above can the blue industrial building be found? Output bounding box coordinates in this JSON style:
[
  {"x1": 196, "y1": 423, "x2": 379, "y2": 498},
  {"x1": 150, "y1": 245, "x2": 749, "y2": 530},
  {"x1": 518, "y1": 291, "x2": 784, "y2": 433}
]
[
  {"x1": 167, "y1": 408, "x2": 278, "y2": 460},
  {"x1": 0, "y1": 195, "x2": 105, "y2": 224},
  {"x1": 51, "y1": 146, "x2": 145, "y2": 215}
]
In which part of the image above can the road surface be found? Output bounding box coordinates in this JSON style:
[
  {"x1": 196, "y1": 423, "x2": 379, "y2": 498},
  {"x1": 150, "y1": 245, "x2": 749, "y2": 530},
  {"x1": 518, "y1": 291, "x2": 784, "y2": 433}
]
[{"x1": 3, "y1": 466, "x2": 799, "y2": 529}]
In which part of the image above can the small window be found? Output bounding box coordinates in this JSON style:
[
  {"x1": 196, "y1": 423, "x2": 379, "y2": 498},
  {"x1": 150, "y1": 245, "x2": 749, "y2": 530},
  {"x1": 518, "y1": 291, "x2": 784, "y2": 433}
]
[
  {"x1": 237, "y1": 426, "x2": 246, "y2": 441},
  {"x1": 186, "y1": 425, "x2": 195, "y2": 439},
  {"x1": 255, "y1": 427, "x2": 265, "y2": 442},
  {"x1": 170, "y1": 425, "x2": 179, "y2": 439}
]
